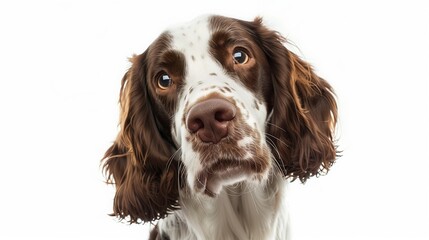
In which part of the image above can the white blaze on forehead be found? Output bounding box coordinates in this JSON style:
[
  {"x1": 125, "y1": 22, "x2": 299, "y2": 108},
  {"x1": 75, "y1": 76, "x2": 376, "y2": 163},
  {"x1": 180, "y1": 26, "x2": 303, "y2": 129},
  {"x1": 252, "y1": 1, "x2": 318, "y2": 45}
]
[
  {"x1": 167, "y1": 15, "x2": 216, "y2": 73},
  {"x1": 167, "y1": 16, "x2": 240, "y2": 100}
]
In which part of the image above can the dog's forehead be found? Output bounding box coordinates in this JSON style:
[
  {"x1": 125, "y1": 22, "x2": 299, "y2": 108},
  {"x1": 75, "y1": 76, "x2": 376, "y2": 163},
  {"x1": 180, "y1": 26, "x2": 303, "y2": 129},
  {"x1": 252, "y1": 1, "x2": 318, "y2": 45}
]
[
  {"x1": 164, "y1": 15, "x2": 233, "y2": 88},
  {"x1": 166, "y1": 15, "x2": 212, "y2": 60}
]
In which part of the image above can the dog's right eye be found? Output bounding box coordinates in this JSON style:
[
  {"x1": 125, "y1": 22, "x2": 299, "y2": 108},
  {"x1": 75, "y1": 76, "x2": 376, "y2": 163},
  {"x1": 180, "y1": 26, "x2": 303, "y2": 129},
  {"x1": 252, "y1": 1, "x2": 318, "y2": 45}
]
[
  {"x1": 232, "y1": 48, "x2": 249, "y2": 65},
  {"x1": 158, "y1": 72, "x2": 173, "y2": 90}
]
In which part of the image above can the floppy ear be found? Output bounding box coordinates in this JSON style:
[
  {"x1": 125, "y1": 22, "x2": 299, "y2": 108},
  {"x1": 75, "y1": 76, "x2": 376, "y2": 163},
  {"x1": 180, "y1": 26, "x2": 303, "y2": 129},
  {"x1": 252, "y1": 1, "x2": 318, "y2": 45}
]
[
  {"x1": 252, "y1": 18, "x2": 338, "y2": 182},
  {"x1": 102, "y1": 53, "x2": 179, "y2": 223}
]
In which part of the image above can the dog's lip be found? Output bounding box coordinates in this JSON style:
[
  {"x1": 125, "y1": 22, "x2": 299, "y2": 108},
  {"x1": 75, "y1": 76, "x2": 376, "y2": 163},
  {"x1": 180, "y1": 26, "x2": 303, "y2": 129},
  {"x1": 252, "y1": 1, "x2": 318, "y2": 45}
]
[{"x1": 195, "y1": 160, "x2": 250, "y2": 197}]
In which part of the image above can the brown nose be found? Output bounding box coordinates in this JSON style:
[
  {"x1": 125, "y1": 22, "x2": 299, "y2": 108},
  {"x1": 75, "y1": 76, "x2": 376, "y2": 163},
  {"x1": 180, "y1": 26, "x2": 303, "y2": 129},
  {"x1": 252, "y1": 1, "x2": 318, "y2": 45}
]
[{"x1": 186, "y1": 98, "x2": 236, "y2": 143}]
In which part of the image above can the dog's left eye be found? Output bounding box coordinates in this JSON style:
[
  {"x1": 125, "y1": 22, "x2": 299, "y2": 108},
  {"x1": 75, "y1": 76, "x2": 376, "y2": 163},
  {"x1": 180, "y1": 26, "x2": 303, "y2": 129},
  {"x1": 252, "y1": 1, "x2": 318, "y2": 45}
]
[
  {"x1": 232, "y1": 49, "x2": 249, "y2": 65},
  {"x1": 158, "y1": 73, "x2": 173, "y2": 89}
]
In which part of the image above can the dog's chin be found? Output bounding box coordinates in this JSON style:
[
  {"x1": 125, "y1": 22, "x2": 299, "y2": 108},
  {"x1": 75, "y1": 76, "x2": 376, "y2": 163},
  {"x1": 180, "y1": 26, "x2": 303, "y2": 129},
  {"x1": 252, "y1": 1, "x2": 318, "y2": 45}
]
[{"x1": 194, "y1": 160, "x2": 269, "y2": 197}]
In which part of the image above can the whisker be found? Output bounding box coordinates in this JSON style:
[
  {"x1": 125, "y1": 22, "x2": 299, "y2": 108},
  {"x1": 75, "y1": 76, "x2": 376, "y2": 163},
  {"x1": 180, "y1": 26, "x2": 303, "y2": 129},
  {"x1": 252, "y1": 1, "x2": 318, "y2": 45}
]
[
  {"x1": 166, "y1": 147, "x2": 182, "y2": 172},
  {"x1": 265, "y1": 132, "x2": 290, "y2": 149},
  {"x1": 265, "y1": 122, "x2": 288, "y2": 134},
  {"x1": 265, "y1": 136, "x2": 286, "y2": 174}
]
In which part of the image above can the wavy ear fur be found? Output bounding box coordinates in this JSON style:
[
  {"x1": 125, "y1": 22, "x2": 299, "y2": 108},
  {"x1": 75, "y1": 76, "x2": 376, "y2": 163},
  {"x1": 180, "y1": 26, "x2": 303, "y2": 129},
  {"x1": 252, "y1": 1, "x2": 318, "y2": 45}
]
[
  {"x1": 102, "y1": 53, "x2": 179, "y2": 223},
  {"x1": 251, "y1": 18, "x2": 338, "y2": 182}
]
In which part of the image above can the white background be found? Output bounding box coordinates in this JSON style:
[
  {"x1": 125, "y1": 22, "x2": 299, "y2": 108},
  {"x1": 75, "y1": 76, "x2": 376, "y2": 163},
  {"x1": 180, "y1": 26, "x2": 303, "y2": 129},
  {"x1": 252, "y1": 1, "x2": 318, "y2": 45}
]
[{"x1": 0, "y1": 0, "x2": 428, "y2": 239}]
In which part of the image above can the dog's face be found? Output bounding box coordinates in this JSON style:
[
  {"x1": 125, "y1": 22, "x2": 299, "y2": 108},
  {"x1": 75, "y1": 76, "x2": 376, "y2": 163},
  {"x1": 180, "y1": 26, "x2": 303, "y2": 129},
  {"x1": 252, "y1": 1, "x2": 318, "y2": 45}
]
[
  {"x1": 160, "y1": 16, "x2": 274, "y2": 196},
  {"x1": 103, "y1": 15, "x2": 338, "y2": 223}
]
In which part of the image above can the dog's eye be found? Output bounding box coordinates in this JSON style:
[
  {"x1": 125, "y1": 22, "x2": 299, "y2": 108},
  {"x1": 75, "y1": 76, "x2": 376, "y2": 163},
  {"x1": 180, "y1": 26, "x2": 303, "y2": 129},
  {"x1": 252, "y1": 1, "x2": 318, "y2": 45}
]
[
  {"x1": 158, "y1": 73, "x2": 173, "y2": 89},
  {"x1": 232, "y1": 49, "x2": 249, "y2": 64}
]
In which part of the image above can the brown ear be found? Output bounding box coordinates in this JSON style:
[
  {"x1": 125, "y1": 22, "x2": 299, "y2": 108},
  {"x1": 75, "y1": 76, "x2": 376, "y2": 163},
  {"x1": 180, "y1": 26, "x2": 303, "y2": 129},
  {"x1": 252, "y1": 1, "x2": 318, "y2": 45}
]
[
  {"x1": 251, "y1": 18, "x2": 338, "y2": 182},
  {"x1": 102, "y1": 53, "x2": 179, "y2": 223}
]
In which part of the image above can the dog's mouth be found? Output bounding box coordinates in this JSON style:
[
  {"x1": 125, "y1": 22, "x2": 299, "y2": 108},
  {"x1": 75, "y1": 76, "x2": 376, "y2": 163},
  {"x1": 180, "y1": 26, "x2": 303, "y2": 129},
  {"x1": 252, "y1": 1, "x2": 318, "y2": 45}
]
[
  {"x1": 195, "y1": 159, "x2": 267, "y2": 197},
  {"x1": 184, "y1": 111, "x2": 272, "y2": 197}
]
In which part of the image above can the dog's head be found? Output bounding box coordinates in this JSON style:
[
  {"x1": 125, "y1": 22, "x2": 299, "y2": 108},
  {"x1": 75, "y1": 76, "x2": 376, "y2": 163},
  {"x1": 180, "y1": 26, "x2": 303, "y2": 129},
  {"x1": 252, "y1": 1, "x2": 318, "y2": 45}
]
[{"x1": 103, "y1": 15, "x2": 338, "y2": 223}]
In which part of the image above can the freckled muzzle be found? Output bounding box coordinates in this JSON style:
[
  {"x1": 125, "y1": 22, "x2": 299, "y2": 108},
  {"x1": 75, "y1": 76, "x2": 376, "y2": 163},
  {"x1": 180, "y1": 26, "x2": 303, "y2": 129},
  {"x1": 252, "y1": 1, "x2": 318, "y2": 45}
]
[{"x1": 183, "y1": 96, "x2": 271, "y2": 197}]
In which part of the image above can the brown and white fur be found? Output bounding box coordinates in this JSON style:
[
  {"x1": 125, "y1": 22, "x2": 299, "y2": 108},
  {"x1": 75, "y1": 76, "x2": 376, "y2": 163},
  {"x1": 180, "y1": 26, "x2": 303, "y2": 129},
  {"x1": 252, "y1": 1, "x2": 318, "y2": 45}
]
[{"x1": 102, "y1": 15, "x2": 338, "y2": 240}]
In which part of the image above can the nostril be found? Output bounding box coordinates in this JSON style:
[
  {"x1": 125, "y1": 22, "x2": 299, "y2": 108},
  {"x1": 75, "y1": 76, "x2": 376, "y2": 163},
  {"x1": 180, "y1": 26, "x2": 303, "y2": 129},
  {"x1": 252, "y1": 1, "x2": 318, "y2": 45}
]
[
  {"x1": 188, "y1": 118, "x2": 204, "y2": 133},
  {"x1": 215, "y1": 108, "x2": 236, "y2": 122}
]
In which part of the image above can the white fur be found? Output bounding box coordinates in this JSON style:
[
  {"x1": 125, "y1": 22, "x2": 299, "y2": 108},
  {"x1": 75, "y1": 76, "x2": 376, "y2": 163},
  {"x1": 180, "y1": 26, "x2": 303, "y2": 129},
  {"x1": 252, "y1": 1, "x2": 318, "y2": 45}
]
[{"x1": 158, "y1": 173, "x2": 290, "y2": 240}]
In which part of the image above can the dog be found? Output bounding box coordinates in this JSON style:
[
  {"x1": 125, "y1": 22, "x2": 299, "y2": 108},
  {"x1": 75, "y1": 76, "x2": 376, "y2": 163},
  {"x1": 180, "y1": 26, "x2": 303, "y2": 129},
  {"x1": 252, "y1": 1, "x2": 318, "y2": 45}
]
[{"x1": 102, "y1": 15, "x2": 338, "y2": 240}]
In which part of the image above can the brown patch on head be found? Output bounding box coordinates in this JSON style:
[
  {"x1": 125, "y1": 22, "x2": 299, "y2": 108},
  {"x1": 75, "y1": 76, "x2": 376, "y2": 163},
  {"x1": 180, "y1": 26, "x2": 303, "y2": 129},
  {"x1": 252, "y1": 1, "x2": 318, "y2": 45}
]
[
  {"x1": 145, "y1": 32, "x2": 187, "y2": 115},
  {"x1": 208, "y1": 16, "x2": 272, "y2": 108}
]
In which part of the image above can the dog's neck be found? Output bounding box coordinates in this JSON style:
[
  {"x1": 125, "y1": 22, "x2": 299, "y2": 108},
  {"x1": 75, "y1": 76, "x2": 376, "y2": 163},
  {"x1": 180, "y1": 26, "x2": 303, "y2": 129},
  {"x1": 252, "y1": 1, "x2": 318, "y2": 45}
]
[{"x1": 157, "y1": 173, "x2": 290, "y2": 240}]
